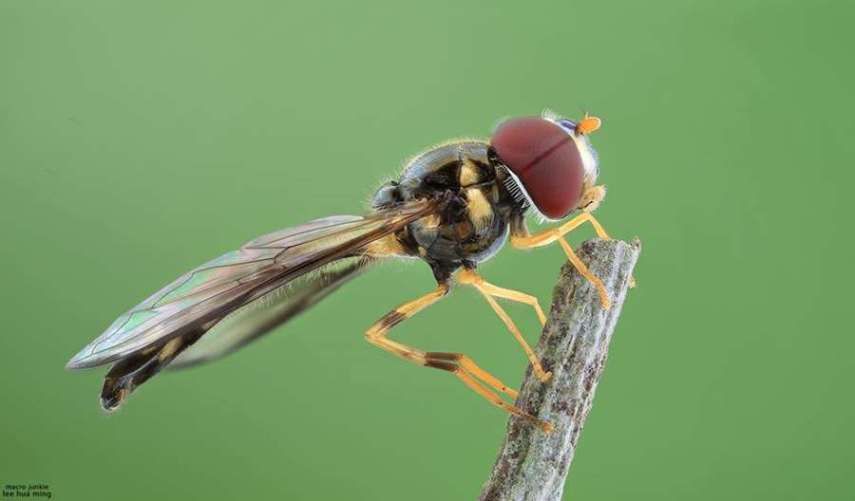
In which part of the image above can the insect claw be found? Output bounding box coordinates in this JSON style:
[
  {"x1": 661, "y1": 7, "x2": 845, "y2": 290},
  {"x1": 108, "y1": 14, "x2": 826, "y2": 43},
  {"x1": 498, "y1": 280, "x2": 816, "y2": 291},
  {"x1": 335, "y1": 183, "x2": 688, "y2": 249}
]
[
  {"x1": 528, "y1": 417, "x2": 553, "y2": 433},
  {"x1": 536, "y1": 370, "x2": 552, "y2": 383}
]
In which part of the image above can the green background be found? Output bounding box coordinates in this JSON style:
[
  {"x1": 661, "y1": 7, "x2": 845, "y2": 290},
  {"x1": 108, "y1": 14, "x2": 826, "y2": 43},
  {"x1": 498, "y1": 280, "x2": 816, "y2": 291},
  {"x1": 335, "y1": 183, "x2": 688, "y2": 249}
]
[{"x1": 2, "y1": 1, "x2": 852, "y2": 499}]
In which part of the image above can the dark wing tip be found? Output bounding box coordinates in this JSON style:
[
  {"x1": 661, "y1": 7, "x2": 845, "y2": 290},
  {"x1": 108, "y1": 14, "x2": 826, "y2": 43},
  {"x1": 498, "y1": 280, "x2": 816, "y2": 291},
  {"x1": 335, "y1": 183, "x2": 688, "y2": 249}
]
[{"x1": 100, "y1": 388, "x2": 127, "y2": 412}]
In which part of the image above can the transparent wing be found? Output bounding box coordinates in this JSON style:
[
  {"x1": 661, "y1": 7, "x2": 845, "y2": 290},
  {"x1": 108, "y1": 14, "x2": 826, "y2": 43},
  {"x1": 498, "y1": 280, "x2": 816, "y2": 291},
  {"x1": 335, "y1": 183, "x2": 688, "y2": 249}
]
[
  {"x1": 168, "y1": 257, "x2": 369, "y2": 369},
  {"x1": 66, "y1": 200, "x2": 435, "y2": 369}
]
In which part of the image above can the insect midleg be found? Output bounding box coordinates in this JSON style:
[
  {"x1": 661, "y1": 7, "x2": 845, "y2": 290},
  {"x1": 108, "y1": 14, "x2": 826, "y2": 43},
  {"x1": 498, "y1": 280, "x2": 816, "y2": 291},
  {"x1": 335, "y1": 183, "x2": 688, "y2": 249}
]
[
  {"x1": 364, "y1": 284, "x2": 551, "y2": 432},
  {"x1": 456, "y1": 269, "x2": 552, "y2": 383},
  {"x1": 425, "y1": 353, "x2": 552, "y2": 433}
]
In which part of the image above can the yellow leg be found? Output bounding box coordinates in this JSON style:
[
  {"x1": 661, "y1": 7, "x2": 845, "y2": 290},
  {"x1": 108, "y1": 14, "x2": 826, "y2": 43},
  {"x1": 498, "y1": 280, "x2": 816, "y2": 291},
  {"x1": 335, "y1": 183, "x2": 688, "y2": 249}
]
[
  {"x1": 512, "y1": 212, "x2": 611, "y2": 249},
  {"x1": 457, "y1": 269, "x2": 552, "y2": 383},
  {"x1": 364, "y1": 284, "x2": 551, "y2": 432},
  {"x1": 364, "y1": 284, "x2": 449, "y2": 363},
  {"x1": 512, "y1": 212, "x2": 615, "y2": 309},
  {"x1": 557, "y1": 238, "x2": 611, "y2": 309}
]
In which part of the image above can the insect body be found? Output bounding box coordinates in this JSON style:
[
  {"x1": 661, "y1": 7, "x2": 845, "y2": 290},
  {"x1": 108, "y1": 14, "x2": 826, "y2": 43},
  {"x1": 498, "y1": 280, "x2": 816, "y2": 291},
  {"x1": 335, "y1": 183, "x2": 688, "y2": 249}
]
[
  {"x1": 67, "y1": 111, "x2": 617, "y2": 431},
  {"x1": 369, "y1": 141, "x2": 513, "y2": 280}
]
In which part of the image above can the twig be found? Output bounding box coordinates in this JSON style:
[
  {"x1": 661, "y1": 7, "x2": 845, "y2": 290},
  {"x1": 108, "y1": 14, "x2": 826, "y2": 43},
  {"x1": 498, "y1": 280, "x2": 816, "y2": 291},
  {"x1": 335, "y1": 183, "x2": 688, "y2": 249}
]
[{"x1": 479, "y1": 238, "x2": 641, "y2": 501}]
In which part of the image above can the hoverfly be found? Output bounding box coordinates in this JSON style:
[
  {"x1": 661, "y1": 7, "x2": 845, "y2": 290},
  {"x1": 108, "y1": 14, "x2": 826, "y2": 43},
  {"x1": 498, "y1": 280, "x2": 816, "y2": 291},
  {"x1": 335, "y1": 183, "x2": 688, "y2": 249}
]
[{"x1": 67, "y1": 110, "x2": 617, "y2": 432}]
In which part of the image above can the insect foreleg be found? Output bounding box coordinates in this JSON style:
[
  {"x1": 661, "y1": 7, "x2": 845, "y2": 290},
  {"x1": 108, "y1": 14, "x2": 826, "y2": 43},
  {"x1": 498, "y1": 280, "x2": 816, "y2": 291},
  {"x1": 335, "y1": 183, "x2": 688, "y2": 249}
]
[
  {"x1": 510, "y1": 209, "x2": 613, "y2": 309},
  {"x1": 511, "y1": 210, "x2": 611, "y2": 249}
]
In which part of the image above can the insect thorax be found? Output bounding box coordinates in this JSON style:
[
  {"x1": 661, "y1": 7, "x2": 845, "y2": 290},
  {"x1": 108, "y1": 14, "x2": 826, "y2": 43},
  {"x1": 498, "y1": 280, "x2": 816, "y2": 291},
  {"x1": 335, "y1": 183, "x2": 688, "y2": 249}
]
[{"x1": 372, "y1": 140, "x2": 523, "y2": 280}]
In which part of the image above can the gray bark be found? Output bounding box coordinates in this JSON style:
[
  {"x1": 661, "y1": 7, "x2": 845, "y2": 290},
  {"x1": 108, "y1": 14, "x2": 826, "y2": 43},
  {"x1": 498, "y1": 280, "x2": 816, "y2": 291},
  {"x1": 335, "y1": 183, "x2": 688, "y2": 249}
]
[{"x1": 479, "y1": 238, "x2": 641, "y2": 501}]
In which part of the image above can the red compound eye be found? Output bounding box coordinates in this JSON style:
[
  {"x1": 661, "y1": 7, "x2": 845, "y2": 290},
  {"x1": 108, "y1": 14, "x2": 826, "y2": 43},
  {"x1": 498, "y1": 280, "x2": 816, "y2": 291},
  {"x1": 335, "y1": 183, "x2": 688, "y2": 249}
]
[{"x1": 491, "y1": 116, "x2": 584, "y2": 220}]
